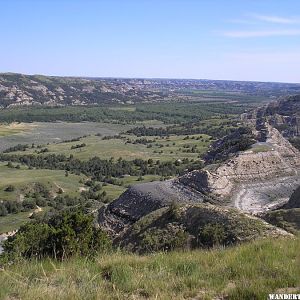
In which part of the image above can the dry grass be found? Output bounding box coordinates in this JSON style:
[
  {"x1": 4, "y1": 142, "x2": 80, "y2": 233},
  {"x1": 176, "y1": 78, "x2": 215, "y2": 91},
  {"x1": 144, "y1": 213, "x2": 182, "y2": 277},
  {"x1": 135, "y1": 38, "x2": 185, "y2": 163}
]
[{"x1": 0, "y1": 237, "x2": 299, "y2": 299}]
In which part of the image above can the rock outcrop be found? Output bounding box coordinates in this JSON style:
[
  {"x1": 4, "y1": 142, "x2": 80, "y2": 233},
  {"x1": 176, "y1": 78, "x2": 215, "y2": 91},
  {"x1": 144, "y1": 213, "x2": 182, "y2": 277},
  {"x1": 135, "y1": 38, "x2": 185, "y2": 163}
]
[
  {"x1": 246, "y1": 95, "x2": 300, "y2": 138},
  {"x1": 98, "y1": 180, "x2": 209, "y2": 235}
]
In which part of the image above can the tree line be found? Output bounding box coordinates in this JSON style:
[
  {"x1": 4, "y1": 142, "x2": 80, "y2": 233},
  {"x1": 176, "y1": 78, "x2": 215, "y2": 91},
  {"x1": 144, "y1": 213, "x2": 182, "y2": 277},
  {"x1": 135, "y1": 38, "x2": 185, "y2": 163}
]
[{"x1": 0, "y1": 153, "x2": 204, "y2": 181}]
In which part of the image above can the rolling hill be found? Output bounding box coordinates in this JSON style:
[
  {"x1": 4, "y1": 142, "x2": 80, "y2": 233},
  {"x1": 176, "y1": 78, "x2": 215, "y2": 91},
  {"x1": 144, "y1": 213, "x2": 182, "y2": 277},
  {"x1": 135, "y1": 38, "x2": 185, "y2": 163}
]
[{"x1": 1, "y1": 72, "x2": 300, "y2": 107}]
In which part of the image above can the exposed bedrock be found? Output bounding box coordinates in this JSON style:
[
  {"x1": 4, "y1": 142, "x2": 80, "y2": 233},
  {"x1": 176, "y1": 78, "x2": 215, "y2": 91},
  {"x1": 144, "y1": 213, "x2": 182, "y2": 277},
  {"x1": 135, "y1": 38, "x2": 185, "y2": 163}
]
[
  {"x1": 98, "y1": 180, "x2": 209, "y2": 234},
  {"x1": 233, "y1": 176, "x2": 300, "y2": 214}
]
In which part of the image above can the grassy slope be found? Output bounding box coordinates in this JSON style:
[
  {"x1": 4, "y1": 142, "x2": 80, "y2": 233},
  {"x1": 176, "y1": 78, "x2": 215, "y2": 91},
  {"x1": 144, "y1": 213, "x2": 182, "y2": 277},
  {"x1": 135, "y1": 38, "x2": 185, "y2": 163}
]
[
  {"x1": 262, "y1": 208, "x2": 300, "y2": 234},
  {"x1": 0, "y1": 238, "x2": 299, "y2": 299},
  {"x1": 0, "y1": 163, "x2": 86, "y2": 233},
  {"x1": 117, "y1": 204, "x2": 290, "y2": 253},
  {"x1": 0, "y1": 211, "x2": 34, "y2": 233}
]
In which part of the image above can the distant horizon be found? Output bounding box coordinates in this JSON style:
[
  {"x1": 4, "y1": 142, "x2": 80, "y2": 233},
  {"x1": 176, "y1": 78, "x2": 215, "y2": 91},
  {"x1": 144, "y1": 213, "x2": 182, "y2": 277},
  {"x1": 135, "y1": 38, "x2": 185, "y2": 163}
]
[{"x1": 2, "y1": 71, "x2": 300, "y2": 85}]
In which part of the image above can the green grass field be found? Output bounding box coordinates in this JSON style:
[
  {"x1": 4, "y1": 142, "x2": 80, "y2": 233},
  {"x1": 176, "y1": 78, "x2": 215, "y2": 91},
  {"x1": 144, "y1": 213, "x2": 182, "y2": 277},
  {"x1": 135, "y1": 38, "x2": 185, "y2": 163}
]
[
  {"x1": 0, "y1": 123, "x2": 213, "y2": 233},
  {"x1": 0, "y1": 162, "x2": 86, "y2": 201},
  {"x1": 12, "y1": 133, "x2": 211, "y2": 161},
  {"x1": 0, "y1": 121, "x2": 138, "y2": 152},
  {"x1": 0, "y1": 123, "x2": 32, "y2": 137},
  {"x1": 0, "y1": 162, "x2": 163, "y2": 201},
  {"x1": 0, "y1": 237, "x2": 299, "y2": 299}
]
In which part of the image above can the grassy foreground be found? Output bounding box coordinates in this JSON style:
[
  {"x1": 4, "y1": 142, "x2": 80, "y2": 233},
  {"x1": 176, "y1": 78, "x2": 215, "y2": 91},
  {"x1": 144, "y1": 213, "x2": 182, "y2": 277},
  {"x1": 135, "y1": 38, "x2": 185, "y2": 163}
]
[{"x1": 1, "y1": 238, "x2": 299, "y2": 300}]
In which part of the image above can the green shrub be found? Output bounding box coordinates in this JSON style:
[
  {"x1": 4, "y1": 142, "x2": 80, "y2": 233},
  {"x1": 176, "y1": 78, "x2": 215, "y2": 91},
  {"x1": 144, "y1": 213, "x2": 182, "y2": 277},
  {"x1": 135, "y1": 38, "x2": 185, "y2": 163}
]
[
  {"x1": 2, "y1": 210, "x2": 111, "y2": 261},
  {"x1": 141, "y1": 225, "x2": 189, "y2": 252},
  {"x1": 22, "y1": 199, "x2": 36, "y2": 211},
  {"x1": 197, "y1": 223, "x2": 230, "y2": 247},
  {"x1": 0, "y1": 203, "x2": 8, "y2": 216},
  {"x1": 167, "y1": 201, "x2": 180, "y2": 220}
]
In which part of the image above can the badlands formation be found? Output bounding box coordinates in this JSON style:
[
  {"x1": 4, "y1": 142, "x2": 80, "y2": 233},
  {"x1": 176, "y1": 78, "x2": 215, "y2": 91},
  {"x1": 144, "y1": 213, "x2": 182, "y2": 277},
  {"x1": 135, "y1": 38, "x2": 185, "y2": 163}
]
[{"x1": 99, "y1": 99, "x2": 300, "y2": 236}]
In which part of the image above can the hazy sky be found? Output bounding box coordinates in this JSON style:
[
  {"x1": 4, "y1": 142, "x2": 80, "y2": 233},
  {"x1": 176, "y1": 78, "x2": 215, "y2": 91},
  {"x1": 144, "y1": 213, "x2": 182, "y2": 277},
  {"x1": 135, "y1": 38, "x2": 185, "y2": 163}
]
[{"x1": 1, "y1": 0, "x2": 300, "y2": 83}]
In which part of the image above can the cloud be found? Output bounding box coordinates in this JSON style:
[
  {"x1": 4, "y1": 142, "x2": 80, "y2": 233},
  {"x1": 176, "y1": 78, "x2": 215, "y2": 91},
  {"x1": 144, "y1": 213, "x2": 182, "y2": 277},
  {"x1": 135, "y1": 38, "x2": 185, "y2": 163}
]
[
  {"x1": 228, "y1": 19, "x2": 258, "y2": 25},
  {"x1": 228, "y1": 14, "x2": 300, "y2": 25},
  {"x1": 221, "y1": 29, "x2": 300, "y2": 38},
  {"x1": 251, "y1": 14, "x2": 300, "y2": 24}
]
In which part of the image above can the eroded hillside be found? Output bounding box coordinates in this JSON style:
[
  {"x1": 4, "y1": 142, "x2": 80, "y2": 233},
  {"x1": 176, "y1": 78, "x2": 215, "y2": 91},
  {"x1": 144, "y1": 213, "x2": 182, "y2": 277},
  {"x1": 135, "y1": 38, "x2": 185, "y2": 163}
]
[
  {"x1": 98, "y1": 95, "x2": 300, "y2": 246},
  {"x1": 1, "y1": 73, "x2": 300, "y2": 107}
]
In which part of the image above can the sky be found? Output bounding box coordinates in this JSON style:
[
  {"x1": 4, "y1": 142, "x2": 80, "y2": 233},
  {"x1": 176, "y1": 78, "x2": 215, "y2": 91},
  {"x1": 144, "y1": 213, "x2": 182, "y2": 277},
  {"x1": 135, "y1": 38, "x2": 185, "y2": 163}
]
[{"x1": 0, "y1": 0, "x2": 300, "y2": 83}]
